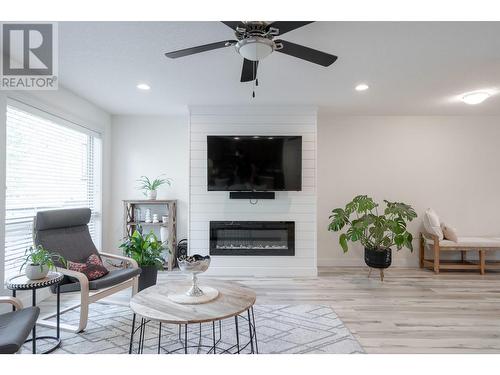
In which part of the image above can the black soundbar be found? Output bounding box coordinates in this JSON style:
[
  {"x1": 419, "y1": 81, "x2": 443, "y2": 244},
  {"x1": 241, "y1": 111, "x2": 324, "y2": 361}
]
[{"x1": 229, "y1": 191, "x2": 275, "y2": 200}]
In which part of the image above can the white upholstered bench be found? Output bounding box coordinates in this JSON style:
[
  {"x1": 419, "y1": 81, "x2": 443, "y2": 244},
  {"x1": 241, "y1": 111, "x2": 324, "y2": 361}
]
[{"x1": 419, "y1": 233, "x2": 500, "y2": 274}]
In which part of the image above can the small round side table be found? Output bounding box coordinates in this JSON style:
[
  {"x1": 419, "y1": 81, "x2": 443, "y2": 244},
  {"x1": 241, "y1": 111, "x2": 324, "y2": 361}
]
[{"x1": 6, "y1": 271, "x2": 64, "y2": 354}]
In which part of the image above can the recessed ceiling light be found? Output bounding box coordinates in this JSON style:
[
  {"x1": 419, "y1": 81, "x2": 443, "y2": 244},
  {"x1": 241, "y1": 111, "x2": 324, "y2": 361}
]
[
  {"x1": 233, "y1": 137, "x2": 240, "y2": 140},
  {"x1": 461, "y1": 91, "x2": 490, "y2": 105},
  {"x1": 355, "y1": 83, "x2": 369, "y2": 91},
  {"x1": 136, "y1": 83, "x2": 151, "y2": 91}
]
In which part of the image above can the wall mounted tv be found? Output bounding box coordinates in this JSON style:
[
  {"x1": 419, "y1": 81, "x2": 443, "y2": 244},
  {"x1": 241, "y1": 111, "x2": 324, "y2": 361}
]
[{"x1": 207, "y1": 135, "x2": 302, "y2": 191}]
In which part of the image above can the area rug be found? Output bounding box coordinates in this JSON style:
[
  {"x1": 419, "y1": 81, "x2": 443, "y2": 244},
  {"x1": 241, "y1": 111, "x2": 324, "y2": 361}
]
[{"x1": 23, "y1": 304, "x2": 364, "y2": 354}]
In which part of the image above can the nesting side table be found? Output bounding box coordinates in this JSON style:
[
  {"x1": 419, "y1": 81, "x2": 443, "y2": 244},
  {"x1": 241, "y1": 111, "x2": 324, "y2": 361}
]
[{"x1": 6, "y1": 271, "x2": 63, "y2": 354}]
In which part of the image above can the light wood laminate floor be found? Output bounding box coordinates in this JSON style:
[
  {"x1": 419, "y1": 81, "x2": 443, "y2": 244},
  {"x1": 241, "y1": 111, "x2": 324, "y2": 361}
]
[{"x1": 40, "y1": 267, "x2": 500, "y2": 354}]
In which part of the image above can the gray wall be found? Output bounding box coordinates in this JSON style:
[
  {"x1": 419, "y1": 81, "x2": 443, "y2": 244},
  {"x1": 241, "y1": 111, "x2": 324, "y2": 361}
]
[{"x1": 317, "y1": 115, "x2": 500, "y2": 266}]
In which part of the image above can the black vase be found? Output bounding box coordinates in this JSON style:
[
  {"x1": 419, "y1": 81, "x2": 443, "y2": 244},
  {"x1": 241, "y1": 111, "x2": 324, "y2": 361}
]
[
  {"x1": 364, "y1": 247, "x2": 392, "y2": 269},
  {"x1": 138, "y1": 265, "x2": 158, "y2": 291}
]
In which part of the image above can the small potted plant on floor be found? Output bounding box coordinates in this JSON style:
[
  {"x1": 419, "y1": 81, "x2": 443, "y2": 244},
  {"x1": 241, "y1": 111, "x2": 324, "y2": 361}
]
[
  {"x1": 328, "y1": 195, "x2": 417, "y2": 281},
  {"x1": 137, "y1": 175, "x2": 172, "y2": 200},
  {"x1": 120, "y1": 227, "x2": 166, "y2": 290},
  {"x1": 20, "y1": 245, "x2": 66, "y2": 280}
]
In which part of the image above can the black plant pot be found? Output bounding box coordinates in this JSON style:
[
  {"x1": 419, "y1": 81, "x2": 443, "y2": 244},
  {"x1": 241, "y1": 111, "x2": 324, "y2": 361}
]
[
  {"x1": 364, "y1": 247, "x2": 392, "y2": 269},
  {"x1": 138, "y1": 265, "x2": 158, "y2": 291}
]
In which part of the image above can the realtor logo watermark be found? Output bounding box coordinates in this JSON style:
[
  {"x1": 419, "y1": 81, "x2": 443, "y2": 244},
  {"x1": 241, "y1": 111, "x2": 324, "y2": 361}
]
[{"x1": 0, "y1": 22, "x2": 58, "y2": 90}]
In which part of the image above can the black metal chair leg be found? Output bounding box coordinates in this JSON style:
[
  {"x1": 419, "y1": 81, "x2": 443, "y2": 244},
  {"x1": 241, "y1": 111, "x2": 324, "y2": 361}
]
[
  {"x1": 129, "y1": 314, "x2": 136, "y2": 354},
  {"x1": 235, "y1": 316, "x2": 240, "y2": 354},
  {"x1": 184, "y1": 324, "x2": 188, "y2": 354}
]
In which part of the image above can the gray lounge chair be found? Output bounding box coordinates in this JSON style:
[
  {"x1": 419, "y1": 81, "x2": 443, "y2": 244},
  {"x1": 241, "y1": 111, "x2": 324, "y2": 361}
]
[
  {"x1": 33, "y1": 208, "x2": 140, "y2": 333},
  {"x1": 0, "y1": 297, "x2": 39, "y2": 354}
]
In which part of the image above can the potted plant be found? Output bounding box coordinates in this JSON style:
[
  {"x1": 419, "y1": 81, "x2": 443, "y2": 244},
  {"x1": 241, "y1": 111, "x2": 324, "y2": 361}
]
[
  {"x1": 119, "y1": 227, "x2": 166, "y2": 291},
  {"x1": 328, "y1": 195, "x2": 417, "y2": 280},
  {"x1": 20, "y1": 245, "x2": 66, "y2": 280},
  {"x1": 137, "y1": 175, "x2": 172, "y2": 200}
]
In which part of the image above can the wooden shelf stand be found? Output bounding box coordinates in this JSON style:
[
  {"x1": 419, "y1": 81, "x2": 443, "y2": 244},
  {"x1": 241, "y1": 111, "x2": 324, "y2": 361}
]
[{"x1": 123, "y1": 200, "x2": 177, "y2": 271}]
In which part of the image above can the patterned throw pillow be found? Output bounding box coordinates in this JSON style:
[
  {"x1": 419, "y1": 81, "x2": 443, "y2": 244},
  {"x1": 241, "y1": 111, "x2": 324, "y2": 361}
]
[{"x1": 67, "y1": 253, "x2": 109, "y2": 280}]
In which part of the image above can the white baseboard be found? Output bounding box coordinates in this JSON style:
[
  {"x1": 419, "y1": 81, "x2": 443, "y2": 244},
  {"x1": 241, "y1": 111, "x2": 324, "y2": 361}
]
[
  {"x1": 317, "y1": 257, "x2": 419, "y2": 268},
  {"x1": 204, "y1": 266, "x2": 318, "y2": 277}
]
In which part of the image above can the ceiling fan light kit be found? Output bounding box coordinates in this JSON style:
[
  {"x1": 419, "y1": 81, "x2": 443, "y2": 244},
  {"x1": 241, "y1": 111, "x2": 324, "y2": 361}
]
[
  {"x1": 164, "y1": 21, "x2": 338, "y2": 97},
  {"x1": 235, "y1": 37, "x2": 275, "y2": 61}
]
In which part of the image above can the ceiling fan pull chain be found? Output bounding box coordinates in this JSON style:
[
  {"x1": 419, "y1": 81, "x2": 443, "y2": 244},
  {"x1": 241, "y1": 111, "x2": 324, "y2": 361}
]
[{"x1": 252, "y1": 61, "x2": 256, "y2": 98}]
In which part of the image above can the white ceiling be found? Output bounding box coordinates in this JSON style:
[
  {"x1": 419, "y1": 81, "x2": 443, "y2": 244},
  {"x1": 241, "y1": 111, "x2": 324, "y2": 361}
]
[{"x1": 58, "y1": 21, "x2": 500, "y2": 115}]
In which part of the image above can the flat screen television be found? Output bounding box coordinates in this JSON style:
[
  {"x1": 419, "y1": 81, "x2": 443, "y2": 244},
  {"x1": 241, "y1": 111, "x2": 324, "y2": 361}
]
[{"x1": 207, "y1": 135, "x2": 302, "y2": 191}]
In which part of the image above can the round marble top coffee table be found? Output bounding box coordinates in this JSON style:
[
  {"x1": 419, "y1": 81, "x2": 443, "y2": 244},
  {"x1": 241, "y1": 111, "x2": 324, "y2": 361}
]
[{"x1": 129, "y1": 279, "x2": 258, "y2": 354}]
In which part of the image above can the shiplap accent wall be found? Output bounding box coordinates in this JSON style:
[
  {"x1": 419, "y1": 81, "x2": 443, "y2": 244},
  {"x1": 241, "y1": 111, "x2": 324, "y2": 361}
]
[{"x1": 188, "y1": 106, "x2": 317, "y2": 276}]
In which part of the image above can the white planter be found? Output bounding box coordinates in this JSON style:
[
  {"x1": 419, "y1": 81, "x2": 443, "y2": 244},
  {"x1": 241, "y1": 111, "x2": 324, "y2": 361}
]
[
  {"x1": 147, "y1": 190, "x2": 157, "y2": 200},
  {"x1": 25, "y1": 264, "x2": 49, "y2": 280}
]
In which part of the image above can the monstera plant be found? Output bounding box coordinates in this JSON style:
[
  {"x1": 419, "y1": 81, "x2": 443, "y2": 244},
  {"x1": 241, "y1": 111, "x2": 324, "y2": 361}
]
[{"x1": 328, "y1": 195, "x2": 417, "y2": 279}]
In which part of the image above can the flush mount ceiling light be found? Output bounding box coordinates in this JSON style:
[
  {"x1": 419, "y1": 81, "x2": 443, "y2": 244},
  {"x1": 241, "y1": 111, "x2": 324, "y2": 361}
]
[
  {"x1": 136, "y1": 83, "x2": 151, "y2": 91},
  {"x1": 461, "y1": 91, "x2": 490, "y2": 105},
  {"x1": 355, "y1": 83, "x2": 369, "y2": 91}
]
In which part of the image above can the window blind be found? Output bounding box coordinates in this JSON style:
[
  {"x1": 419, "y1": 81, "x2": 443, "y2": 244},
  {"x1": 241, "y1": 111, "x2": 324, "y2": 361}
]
[{"x1": 4, "y1": 102, "x2": 102, "y2": 279}]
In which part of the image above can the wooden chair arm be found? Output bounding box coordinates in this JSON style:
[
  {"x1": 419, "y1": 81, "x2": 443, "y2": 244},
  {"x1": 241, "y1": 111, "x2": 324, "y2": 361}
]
[
  {"x1": 100, "y1": 252, "x2": 139, "y2": 269},
  {"x1": 0, "y1": 296, "x2": 23, "y2": 310},
  {"x1": 59, "y1": 268, "x2": 90, "y2": 292},
  {"x1": 421, "y1": 232, "x2": 439, "y2": 243}
]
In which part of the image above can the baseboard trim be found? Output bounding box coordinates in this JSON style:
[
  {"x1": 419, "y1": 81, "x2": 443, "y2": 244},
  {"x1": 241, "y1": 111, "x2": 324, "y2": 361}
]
[
  {"x1": 204, "y1": 266, "x2": 318, "y2": 277},
  {"x1": 317, "y1": 257, "x2": 419, "y2": 268}
]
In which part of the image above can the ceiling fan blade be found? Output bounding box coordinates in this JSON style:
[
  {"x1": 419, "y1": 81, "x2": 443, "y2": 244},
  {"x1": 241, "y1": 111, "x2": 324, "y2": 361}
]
[
  {"x1": 165, "y1": 40, "x2": 236, "y2": 59},
  {"x1": 221, "y1": 21, "x2": 244, "y2": 30},
  {"x1": 241, "y1": 59, "x2": 258, "y2": 82},
  {"x1": 266, "y1": 21, "x2": 314, "y2": 36},
  {"x1": 275, "y1": 40, "x2": 338, "y2": 67}
]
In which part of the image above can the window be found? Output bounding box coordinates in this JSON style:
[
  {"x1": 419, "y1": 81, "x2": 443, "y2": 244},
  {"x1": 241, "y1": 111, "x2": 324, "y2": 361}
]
[{"x1": 4, "y1": 101, "x2": 102, "y2": 279}]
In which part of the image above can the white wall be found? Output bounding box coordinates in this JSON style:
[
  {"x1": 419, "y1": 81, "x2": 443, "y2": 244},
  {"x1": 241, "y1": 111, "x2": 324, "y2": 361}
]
[
  {"x1": 189, "y1": 106, "x2": 317, "y2": 277},
  {"x1": 0, "y1": 88, "x2": 111, "y2": 305},
  {"x1": 317, "y1": 115, "x2": 500, "y2": 267},
  {"x1": 107, "y1": 115, "x2": 189, "y2": 252}
]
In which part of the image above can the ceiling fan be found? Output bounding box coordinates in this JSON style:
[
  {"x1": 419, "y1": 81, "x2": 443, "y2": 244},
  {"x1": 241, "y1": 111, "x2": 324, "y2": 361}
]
[{"x1": 165, "y1": 21, "x2": 338, "y2": 84}]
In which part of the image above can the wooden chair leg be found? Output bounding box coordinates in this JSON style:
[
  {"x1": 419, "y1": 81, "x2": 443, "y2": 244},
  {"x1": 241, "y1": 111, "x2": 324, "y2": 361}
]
[
  {"x1": 77, "y1": 289, "x2": 89, "y2": 333},
  {"x1": 461, "y1": 250, "x2": 466, "y2": 263},
  {"x1": 368, "y1": 268, "x2": 372, "y2": 278},
  {"x1": 433, "y1": 240, "x2": 440, "y2": 274},
  {"x1": 480, "y1": 250, "x2": 486, "y2": 275},
  {"x1": 379, "y1": 269, "x2": 384, "y2": 282},
  {"x1": 132, "y1": 276, "x2": 139, "y2": 296}
]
